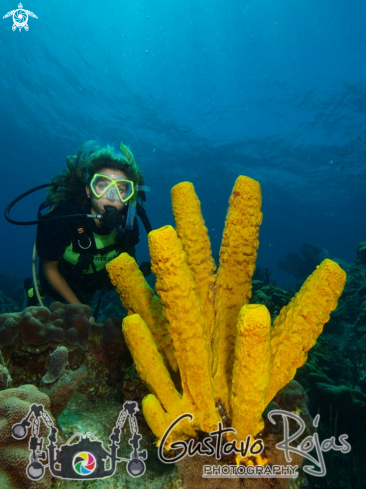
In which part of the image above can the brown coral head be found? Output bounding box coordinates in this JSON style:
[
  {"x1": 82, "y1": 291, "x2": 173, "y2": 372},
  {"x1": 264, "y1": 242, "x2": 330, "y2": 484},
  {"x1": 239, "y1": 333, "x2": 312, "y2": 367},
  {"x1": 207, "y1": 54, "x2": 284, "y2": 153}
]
[
  {"x1": 63, "y1": 304, "x2": 91, "y2": 349},
  {"x1": 0, "y1": 314, "x2": 20, "y2": 348},
  {"x1": 20, "y1": 306, "x2": 64, "y2": 346},
  {"x1": 63, "y1": 304, "x2": 91, "y2": 331}
]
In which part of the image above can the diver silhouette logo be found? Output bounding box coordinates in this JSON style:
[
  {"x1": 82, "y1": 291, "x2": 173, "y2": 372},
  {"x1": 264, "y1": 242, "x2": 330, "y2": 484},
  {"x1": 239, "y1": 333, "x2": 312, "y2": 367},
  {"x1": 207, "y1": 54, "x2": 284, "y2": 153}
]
[
  {"x1": 73, "y1": 452, "x2": 97, "y2": 476},
  {"x1": 11, "y1": 401, "x2": 147, "y2": 481},
  {"x1": 3, "y1": 3, "x2": 38, "y2": 31}
]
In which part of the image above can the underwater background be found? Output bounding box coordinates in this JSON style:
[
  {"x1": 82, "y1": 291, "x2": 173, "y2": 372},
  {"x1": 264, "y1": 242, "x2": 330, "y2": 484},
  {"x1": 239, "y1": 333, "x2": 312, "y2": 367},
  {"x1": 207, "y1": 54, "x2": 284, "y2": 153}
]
[
  {"x1": 1, "y1": 1, "x2": 366, "y2": 488},
  {"x1": 1, "y1": 0, "x2": 366, "y2": 285}
]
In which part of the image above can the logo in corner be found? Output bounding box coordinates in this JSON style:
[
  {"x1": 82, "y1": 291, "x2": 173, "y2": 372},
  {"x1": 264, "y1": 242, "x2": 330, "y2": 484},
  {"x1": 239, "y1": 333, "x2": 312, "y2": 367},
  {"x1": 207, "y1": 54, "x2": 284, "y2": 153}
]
[
  {"x1": 11, "y1": 401, "x2": 147, "y2": 481},
  {"x1": 3, "y1": 3, "x2": 38, "y2": 31}
]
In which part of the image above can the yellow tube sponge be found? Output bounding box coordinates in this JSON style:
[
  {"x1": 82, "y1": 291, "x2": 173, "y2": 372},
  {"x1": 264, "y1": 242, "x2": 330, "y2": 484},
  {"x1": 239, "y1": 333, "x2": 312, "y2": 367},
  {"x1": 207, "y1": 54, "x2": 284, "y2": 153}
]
[
  {"x1": 107, "y1": 253, "x2": 178, "y2": 374},
  {"x1": 148, "y1": 225, "x2": 220, "y2": 433},
  {"x1": 123, "y1": 314, "x2": 196, "y2": 443},
  {"x1": 230, "y1": 304, "x2": 271, "y2": 442},
  {"x1": 266, "y1": 259, "x2": 346, "y2": 405},
  {"x1": 212, "y1": 176, "x2": 262, "y2": 407},
  {"x1": 107, "y1": 176, "x2": 347, "y2": 450},
  {"x1": 171, "y1": 182, "x2": 216, "y2": 338},
  {"x1": 123, "y1": 314, "x2": 180, "y2": 407},
  {"x1": 142, "y1": 394, "x2": 197, "y2": 445}
]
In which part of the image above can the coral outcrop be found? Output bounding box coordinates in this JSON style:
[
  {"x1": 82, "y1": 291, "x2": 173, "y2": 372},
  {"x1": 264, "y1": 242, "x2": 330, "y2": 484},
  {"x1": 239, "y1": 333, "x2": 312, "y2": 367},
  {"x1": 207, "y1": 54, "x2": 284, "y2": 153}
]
[
  {"x1": 107, "y1": 176, "x2": 346, "y2": 450},
  {"x1": 0, "y1": 302, "x2": 91, "y2": 349},
  {"x1": 0, "y1": 314, "x2": 21, "y2": 348},
  {"x1": 61, "y1": 303, "x2": 91, "y2": 348},
  {"x1": 1, "y1": 309, "x2": 134, "y2": 411},
  {"x1": 20, "y1": 306, "x2": 65, "y2": 345},
  {"x1": 0, "y1": 384, "x2": 53, "y2": 489},
  {"x1": 0, "y1": 351, "x2": 11, "y2": 390},
  {"x1": 355, "y1": 241, "x2": 366, "y2": 266}
]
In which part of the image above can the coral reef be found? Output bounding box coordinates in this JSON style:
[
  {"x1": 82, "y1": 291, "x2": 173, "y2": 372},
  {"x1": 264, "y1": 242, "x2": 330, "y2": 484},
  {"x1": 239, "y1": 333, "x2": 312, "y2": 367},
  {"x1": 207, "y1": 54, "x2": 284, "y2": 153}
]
[
  {"x1": 290, "y1": 241, "x2": 366, "y2": 488},
  {"x1": 1, "y1": 310, "x2": 133, "y2": 408},
  {"x1": 311, "y1": 381, "x2": 366, "y2": 433},
  {"x1": 252, "y1": 265, "x2": 275, "y2": 285},
  {"x1": 0, "y1": 364, "x2": 11, "y2": 390},
  {"x1": 42, "y1": 345, "x2": 69, "y2": 384},
  {"x1": 250, "y1": 281, "x2": 291, "y2": 319},
  {"x1": 0, "y1": 384, "x2": 53, "y2": 489},
  {"x1": 324, "y1": 240, "x2": 366, "y2": 339},
  {"x1": 0, "y1": 313, "x2": 21, "y2": 348},
  {"x1": 278, "y1": 243, "x2": 325, "y2": 281},
  {"x1": 107, "y1": 177, "x2": 346, "y2": 449},
  {"x1": 355, "y1": 241, "x2": 366, "y2": 266},
  {"x1": 0, "y1": 351, "x2": 11, "y2": 390},
  {"x1": 303, "y1": 240, "x2": 366, "y2": 385},
  {"x1": 0, "y1": 302, "x2": 91, "y2": 349},
  {"x1": 61, "y1": 303, "x2": 91, "y2": 348},
  {"x1": 20, "y1": 306, "x2": 65, "y2": 345},
  {"x1": 41, "y1": 364, "x2": 88, "y2": 416},
  {"x1": 122, "y1": 364, "x2": 150, "y2": 402}
]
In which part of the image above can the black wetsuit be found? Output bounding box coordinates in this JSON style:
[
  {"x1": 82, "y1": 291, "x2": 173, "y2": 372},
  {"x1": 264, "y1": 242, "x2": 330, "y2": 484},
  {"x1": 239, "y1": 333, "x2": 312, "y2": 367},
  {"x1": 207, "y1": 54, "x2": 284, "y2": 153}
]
[{"x1": 36, "y1": 200, "x2": 139, "y2": 303}]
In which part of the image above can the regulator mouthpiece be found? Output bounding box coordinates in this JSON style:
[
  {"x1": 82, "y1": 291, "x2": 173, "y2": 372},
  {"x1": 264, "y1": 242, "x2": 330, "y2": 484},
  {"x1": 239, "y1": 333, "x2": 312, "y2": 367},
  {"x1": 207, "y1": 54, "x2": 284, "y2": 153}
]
[{"x1": 101, "y1": 206, "x2": 123, "y2": 229}]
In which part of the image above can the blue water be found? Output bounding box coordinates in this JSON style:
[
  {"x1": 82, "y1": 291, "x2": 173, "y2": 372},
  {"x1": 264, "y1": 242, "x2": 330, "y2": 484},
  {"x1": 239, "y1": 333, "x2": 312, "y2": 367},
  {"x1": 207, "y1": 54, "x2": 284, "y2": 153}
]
[{"x1": 1, "y1": 0, "x2": 365, "y2": 286}]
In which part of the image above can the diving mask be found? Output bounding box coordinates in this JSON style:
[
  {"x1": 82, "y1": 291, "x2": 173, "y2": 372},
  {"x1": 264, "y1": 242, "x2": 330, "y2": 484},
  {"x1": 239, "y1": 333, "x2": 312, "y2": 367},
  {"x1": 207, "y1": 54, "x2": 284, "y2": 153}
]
[{"x1": 90, "y1": 173, "x2": 134, "y2": 203}]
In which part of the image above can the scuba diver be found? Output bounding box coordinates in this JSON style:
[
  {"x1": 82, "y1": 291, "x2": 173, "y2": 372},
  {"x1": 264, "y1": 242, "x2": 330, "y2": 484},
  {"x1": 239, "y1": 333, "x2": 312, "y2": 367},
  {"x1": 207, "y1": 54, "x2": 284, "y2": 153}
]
[{"x1": 5, "y1": 141, "x2": 152, "y2": 307}]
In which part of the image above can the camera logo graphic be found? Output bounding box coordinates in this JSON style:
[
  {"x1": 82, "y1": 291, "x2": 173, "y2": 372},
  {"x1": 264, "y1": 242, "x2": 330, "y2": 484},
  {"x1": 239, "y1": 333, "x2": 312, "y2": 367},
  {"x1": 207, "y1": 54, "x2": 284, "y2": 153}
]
[
  {"x1": 12, "y1": 401, "x2": 147, "y2": 481},
  {"x1": 73, "y1": 452, "x2": 97, "y2": 476}
]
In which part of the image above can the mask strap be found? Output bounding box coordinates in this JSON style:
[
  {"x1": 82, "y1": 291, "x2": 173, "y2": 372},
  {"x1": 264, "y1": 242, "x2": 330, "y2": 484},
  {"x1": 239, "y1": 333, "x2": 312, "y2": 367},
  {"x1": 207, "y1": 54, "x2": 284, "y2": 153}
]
[
  {"x1": 126, "y1": 197, "x2": 137, "y2": 229},
  {"x1": 136, "y1": 185, "x2": 150, "y2": 192},
  {"x1": 125, "y1": 186, "x2": 150, "y2": 229}
]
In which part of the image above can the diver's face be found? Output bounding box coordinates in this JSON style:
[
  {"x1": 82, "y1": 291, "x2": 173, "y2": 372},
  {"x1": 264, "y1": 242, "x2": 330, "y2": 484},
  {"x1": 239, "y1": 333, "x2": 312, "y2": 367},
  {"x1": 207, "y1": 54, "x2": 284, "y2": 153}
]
[{"x1": 86, "y1": 168, "x2": 128, "y2": 214}]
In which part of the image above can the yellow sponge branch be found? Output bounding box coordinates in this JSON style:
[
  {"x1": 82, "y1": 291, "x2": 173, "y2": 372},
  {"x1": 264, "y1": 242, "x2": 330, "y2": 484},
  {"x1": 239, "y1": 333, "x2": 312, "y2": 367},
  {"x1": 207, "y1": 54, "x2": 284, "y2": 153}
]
[
  {"x1": 212, "y1": 176, "x2": 262, "y2": 408},
  {"x1": 230, "y1": 304, "x2": 271, "y2": 442},
  {"x1": 123, "y1": 314, "x2": 200, "y2": 444},
  {"x1": 142, "y1": 394, "x2": 197, "y2": 445},
  {"x1": 171, "y1": 182, "x2": 216, "y2": 339},
  {"x1": 106, "y1": 253, "x2": 178, "y2": 374},
  {"x1": 142, "y1": 394, "x2": 170, "y2": 440},
  {"x1": 266, "y1": 259, "x2": 346, "y2": 405},
  {"x1": 148, "y1": 225, "x2": 220, "y2": 432},
  {"x1": 123, "y1": 314, "x2": 181, "y2": 409}
]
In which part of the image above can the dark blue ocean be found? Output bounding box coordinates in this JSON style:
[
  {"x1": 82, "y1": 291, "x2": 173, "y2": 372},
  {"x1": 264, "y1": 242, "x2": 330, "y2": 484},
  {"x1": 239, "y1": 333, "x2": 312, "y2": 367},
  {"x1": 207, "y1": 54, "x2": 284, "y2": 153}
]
[{"x1": 1, "y1": 0, "x2": 365, "y2": 288}]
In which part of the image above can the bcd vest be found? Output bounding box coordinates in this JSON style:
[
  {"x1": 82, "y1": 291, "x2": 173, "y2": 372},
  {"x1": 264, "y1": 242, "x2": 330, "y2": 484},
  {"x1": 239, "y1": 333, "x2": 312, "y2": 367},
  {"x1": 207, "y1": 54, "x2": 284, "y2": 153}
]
[
  {"x1": 56, "y1": 202, "x2": 131, "y2": 276},
  {"x1": 62, "y1": 231, "x2": 121, "y2": 274}
]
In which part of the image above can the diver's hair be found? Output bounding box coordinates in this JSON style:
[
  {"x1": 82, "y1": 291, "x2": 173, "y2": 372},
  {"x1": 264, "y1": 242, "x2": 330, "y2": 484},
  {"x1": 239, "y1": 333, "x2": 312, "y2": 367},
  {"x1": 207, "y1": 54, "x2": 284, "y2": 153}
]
[{"x1": 46, "y1": 141, "x2": 144, "y2": 206}]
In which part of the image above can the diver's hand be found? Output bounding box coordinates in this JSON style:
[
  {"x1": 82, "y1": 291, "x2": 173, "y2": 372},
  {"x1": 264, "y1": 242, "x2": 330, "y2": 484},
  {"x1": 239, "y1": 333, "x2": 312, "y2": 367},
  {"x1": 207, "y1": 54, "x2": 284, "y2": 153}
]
[{"x1": 42, "y1": 260, "x2": 82, "y2": 304}]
